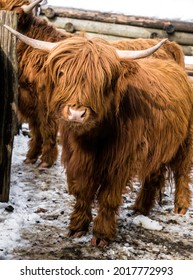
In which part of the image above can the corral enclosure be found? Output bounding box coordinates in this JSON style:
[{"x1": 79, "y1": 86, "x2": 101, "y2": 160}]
[{"x1": 0, "y1": 1, "x2": 193, "y2": 261}]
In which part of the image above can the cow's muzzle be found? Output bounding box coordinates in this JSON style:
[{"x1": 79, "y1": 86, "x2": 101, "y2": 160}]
[{"x1": 68, "y1": 107, "x2": 86, "y2": 122}]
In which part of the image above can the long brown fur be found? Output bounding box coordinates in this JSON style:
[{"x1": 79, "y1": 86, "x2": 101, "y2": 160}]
[
  {"x1": 43, "y1": 37, "x2": 193, "y2": 246},
  {"x1": 0, "y1": 0, "x2": 185, "y2": 168},
  {"x1": 0, "y1": 0, "x2": 74, "y2": 167}
]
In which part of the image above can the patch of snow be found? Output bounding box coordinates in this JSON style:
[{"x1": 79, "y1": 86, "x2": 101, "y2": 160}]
[{"x1": 133, "y1": 215, "x2": 163, "y2": 231}]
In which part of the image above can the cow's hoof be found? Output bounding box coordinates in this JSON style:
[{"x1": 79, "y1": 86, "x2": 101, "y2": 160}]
[
  {"x1": 24, "y1": 158, "x2": 37, "y2": 164},
  {"x1": 91, "y1": 236, "x2": 108, "y2": 248},
  {"x1": 174, "y1": 207, "x2": 187, "y2": 215},
  {"x1": 38, "y1": 161, "x2": 52, "y2": 169},
  {"x1": 68, "y1": 230, "x2": 87, "y2": 238}
]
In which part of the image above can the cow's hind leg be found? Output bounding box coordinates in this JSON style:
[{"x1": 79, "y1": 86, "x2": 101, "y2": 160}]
[
  {"x1": 38, "y1": 113, "x2": 58, "y2": 168},
  {"x1": 24, "y1": 122, "x2": 43, "y2": 164},
  {"x1": 171, "y1": 134, "x2": 193, "y2": 214},
  {"x1": 133, "y1": 166, "x2": 166, "y2": 215}
]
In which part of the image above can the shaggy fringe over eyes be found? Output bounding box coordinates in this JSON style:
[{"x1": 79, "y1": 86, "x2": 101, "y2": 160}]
[{"x1": 45, "y1": 37, "x2": 121, "y2": 113}]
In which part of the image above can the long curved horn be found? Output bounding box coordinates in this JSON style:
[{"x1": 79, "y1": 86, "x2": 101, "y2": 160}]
[
  {"x1": 3, "y1": 24, "x2": 58, "y2": 52},
  {"x1": 21, "y1": 0, "x2": 42, "y2": 14},
  {"x1": 3, "y1": 24, "x2": 168, "y2": 59},
  {"x1": 116, "y1": 38, "x2": 168, "y2": 60}
]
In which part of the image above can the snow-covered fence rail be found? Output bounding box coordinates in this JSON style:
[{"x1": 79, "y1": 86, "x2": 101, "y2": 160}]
[
  {"x1": 0, "y1": 11, "x2": 18, "y2": 202},
  {"x1": 40, "y1": 6, "x2": 193, "y2": 56}
]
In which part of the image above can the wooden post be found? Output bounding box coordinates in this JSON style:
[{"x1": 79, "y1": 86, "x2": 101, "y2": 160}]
[{"x1": 0, "y1": 11, "x2": 18, "y2": 202}]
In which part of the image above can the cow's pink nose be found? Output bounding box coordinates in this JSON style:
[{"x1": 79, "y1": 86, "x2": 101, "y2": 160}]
[{"x1": 68, "y1": 107, "x2": 86, "y2": 122}]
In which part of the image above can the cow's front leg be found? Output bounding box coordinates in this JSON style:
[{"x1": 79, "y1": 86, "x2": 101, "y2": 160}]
[
  {"x1": 92, "y1": 182, "x2": 123, "y2": 247},
  {"x1": 68, "y1": 196, "x2": 93, "y2": 238},
  {"x1": 92, "y1": 208, "x2": 117, "y2": 247},
  {"x1": 67, "y1": 176, "x2": 97, "y2": 238}
]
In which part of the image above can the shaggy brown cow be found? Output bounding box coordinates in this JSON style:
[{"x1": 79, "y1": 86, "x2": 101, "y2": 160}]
[
  {"x1": 7, "y1": 28, "x2": 193, "y2": 247},
  {"x1": 0, "y1": 0, "x2": 74, "y2": 168},
  {"x1": 0, "y1": 0, "x2": 185, "y2": 169},
  {"x1": 51, "y1": 39, "x2": 193, "y2": 247}
]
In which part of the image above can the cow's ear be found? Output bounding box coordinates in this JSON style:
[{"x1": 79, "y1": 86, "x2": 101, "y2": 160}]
[
  {"x1": 113, "y1": 61, "x2": 130, "y2": 113},
  {"x1": 114, "y1": 60, "x2": 140, "y2": 113},
  {"x1": 116, "y1": 60, "x2": 139, "y2": 93}
]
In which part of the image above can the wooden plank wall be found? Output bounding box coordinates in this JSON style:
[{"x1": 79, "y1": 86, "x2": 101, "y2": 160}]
[{"x1": 0, "y1": 11, "x2": 18, "y2": 202}]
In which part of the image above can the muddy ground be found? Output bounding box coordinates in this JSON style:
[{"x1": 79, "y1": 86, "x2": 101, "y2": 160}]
[{"x1": 1, "y1": 133, "x2": 193, "y2": 260}]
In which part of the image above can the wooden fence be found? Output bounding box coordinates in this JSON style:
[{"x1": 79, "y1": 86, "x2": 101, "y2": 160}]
[
  {"x1": 40, "y1": 6, "x2": 193, "y2": 56},
  {"x1": 0, "y1": 11, "x2": 18, "y2": 202}
]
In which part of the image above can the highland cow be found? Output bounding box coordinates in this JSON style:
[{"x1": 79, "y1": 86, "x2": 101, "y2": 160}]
[
  {"x1": 0, "y1": 0, "x2": 186, "y2": 169},
  {"x1": 51, "y1": 39, "x2": 193, "y2": 247},
  {"x1": 6, "y1": 27, "x2": 193, "y2": 247},
  {"x1": 0, "y1": 0, "x2": 74, "y2": 168}
]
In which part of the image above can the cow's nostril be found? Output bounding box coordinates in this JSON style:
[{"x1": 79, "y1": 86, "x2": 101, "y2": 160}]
[
  {"x1": 81, "y1": 110, "x2": 86, "y2": 118},
  {"x1": 68, "y1": 107, "x2": 86, "y2": 122}
]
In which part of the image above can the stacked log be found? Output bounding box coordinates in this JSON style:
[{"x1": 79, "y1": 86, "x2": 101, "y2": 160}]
[
  {"x1": 40, "y1": 6, "x2": 193, "y2": 56},
  {"x1": 40, "y1": 5, "x2": 193, "y2": 77}
]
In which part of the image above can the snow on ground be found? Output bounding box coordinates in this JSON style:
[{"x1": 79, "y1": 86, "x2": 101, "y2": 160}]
[
  {"x1": 0, "y1": 128, "x2": 193, "y2": 260},
  {"x1": 132, "y1": 215, "x2": 163, "y2": 231}
]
